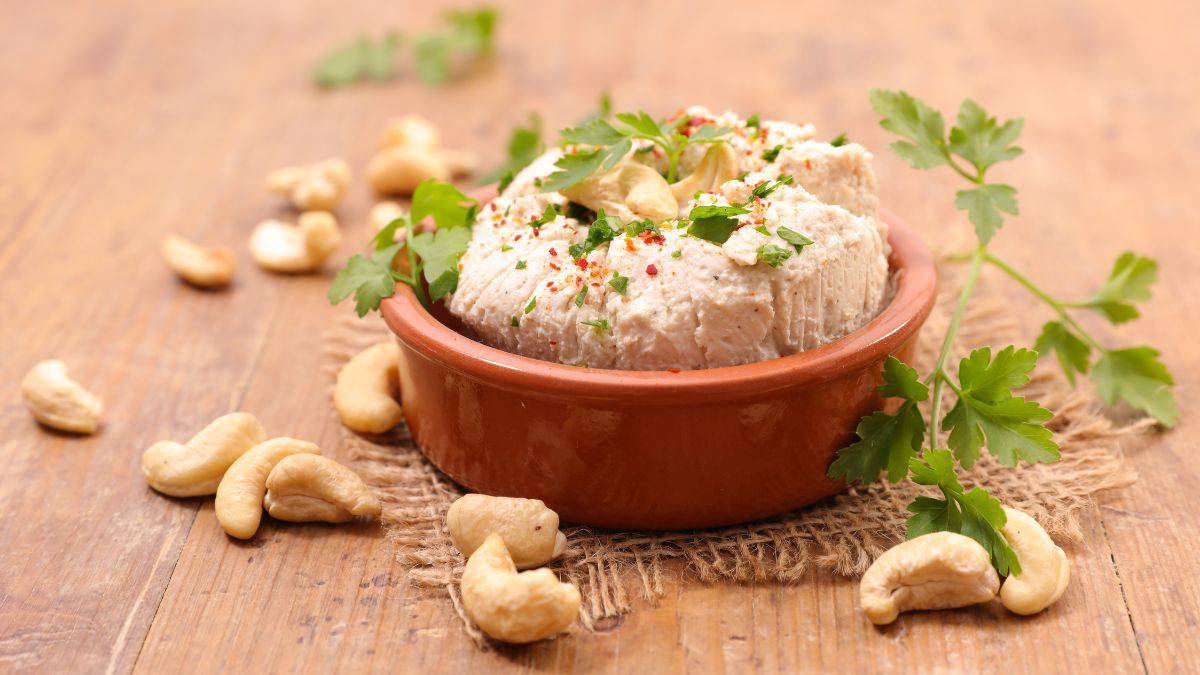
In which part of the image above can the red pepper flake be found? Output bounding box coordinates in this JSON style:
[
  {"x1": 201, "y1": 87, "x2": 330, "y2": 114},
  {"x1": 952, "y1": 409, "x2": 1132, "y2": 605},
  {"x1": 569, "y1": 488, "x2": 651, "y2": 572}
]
[
  {"x1": 574, "y1": 258, "x2": 589, "y2": 270},
  {"x1": 625, "y1": 238, "x2": 636, "y2": 252},
  {"x1": 805, "y1": 158, "x2": 813, "y2": 170},
  {"x1": 546, "y1": 281, "x2": 554, "y2": 287},
  {"x1": 667, "y1": 368, "x2": 681, "y2": 373},
  {"x1": 549, "y1": 248, "x2": 558, "y2": 256},
  {"x1": 549, "y1": 340, "x2": 558, "y2": 346},
  {"x1": 646, "y1": 264, "x2": 659, "y2": 276},
  {"x1": 514, "y1": 234, "x2": 523, "y2": 241},
  {"x1": 591, "y1": 282, "x2": 600, "y2": 287},
  {"x1": 549, "y1": 263, "x2": 561, "y2": 271}
]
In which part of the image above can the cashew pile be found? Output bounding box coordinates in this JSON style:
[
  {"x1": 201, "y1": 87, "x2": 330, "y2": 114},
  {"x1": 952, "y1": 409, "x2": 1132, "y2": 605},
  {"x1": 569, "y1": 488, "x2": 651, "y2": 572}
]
[
  {"x1": 266, "y1": 158, "x2": 351, "y2": 211},
  {"x1": 334, "y1": 341, "x2": 404, "y2": 433},
  {"x1": 21, "y1": 360, "x2": 103, "y2": 434},
  {"x1": 161, "y1": 235, "x2": 235, "y2": 288},
  {"x1": 249, "y1": 211, "x2": 342, "y2": 273},
  {"x1": 140, "y1": 413, "x2": 379, "y2": 540},
  {"x1": 449, "y1": 494, "x2": 579, "y2": 643},
  {"x1": 562, "y1": 160, "x2": 679, "y2": 222},
  {"x1": 859, "y1": 508, "x2": 1070, "y2": 625},
  {"x1": 366, "y1": 114, "x2": 476, "y2": 195}
]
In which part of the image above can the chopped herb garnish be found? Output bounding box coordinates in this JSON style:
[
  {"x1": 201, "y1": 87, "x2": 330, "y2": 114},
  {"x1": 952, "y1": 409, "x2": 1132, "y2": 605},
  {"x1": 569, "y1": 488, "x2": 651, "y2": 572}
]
[
  {"x1": 515, "y1": 260, "x2": 527, "y2": 270},
  {"x1": 312, "y1": 33, "x2": 401, "y2": 88},
  {"x1": 624, "y1": 218, "x2": 661, "y2": 238},
  {"x1": 750, "y1": 174, "x2": 794, "y2": 200},
  {"x1": 757, "y1": 244, "x2": 793, "y2": 268},
  {"x1": 574, "y1": 286, "x2": 588, "y2": 307},
  {"x1": 609, "y1": 272, "x2": 629, "y2": 295},
  {"x1": 736, "y1": 171, "x2": 749, "y2": 181},
  {"x1": 412, "y1": 7, "x2": 497, "y2": 85},
  {"x1": 568, "y1": 208, "x2": 620, "y2": 260},
  {"x1": 777, "y1": 226, "x2": 815, "y2": 253},
  {"x1": 830, "y1": 133, "x2": 848, "y2": 147},
  {"x1": 686, "y1": 204, "x2": 750, "y2": 244},
  {"x1": 754, "y1": 225, "x2": 771, "y2": 236},
  {"x1": 671, "y1": 250, "x2": 682, "y2": 259},
  {"x1": 762, "y1": 145, "x2": 784, "y2": 162},
  {"x1": 524, "y1": 296, "x2": 537, "y2": 313},
  {"x1": 487, "y1": 113, "x2": 544, "y2": 192},
  {"x1": 529, "y1": 204, "x2": 560, "y2": 229},
  {"x1": 510, "y1": 316, "x2": 519, "y2": 327},
  {"x1": 581, "y1": 318, "x2": 610, "y2": 333},
  {"x1": 501, "y1": 244, "x2": 513, "y2": 252},
  {"x1": 746, "y1": 114, "x2": 761, "y2": 129}
]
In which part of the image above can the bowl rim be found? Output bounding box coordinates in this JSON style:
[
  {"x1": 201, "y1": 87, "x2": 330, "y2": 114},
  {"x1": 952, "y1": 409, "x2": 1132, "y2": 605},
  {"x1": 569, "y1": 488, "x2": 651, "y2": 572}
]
[{"x1": 381, "y1": 208, "x2": 936, "y2": 402}]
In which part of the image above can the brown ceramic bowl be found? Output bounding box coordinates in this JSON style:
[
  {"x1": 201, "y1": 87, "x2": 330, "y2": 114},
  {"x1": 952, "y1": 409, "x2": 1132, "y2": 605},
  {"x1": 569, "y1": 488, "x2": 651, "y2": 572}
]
[{"x1": 381, "y1": 206, "x2": 935, "y2": 530}]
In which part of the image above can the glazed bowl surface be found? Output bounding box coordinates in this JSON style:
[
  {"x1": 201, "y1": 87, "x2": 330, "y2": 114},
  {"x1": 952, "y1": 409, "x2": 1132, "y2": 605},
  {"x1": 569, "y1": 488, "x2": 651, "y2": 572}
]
[{"x1": 381, "y1": 208, "x2": 935, "y2": 530}]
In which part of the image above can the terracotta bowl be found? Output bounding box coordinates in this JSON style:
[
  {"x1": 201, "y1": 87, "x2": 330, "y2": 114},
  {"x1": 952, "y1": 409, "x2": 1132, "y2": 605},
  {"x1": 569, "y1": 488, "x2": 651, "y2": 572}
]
[{"x1": 381, "y1": 207, "x2": 936, "y2": 530}]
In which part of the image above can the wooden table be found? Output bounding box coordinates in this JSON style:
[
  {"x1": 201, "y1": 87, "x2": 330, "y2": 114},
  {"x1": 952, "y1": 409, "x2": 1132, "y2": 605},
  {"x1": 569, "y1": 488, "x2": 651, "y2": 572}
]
[{"x1": 2, "y1": 1, "x2": 1197, "y2": 672}]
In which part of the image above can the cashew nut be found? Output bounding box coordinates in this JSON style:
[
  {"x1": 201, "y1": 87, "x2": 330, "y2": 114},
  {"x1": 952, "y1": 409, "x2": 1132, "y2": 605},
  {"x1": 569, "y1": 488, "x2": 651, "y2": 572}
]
[
  {"x1": 669, "y1": 142, "x2": 740, "y2": 203},
  {"x1": 561, "y1": 160, "x2": 679, "y2": 222},
  {"x1": 249, "y1": 211, "x2": 342, "y2": 273},
  {"x1": 366, "y1": 115, "x2": 476, "y2": 195},
  {"x1": 447, "y1": 494, "x2": 567, "y2": 570},
  {"x1": 859, "y1": 531, "x2": 1000, "y2": 625},
  {"x1": 161, "y1": 235, "x2": 235, "y2": 288},
  {"x1": 333, "y1": 341, "x2": 403, "y2": 433},
  {"x1": 215, "y1": 437, "x2": 319, "y2": 539},
  {"x1": 999, "y1": 508, "x2": 1070, "y2": 615},
  {"x1": 461, "y1": 534, "x2": 581, "y2": 644},
  {"x1": 141, "y1": 412, "x2": 267, "y2": 497},
  {"x1": 21, "y1": 360, "x2": 103, "y2": 434},
  {"x1": 265, "y1": 159, "x2": 351, "y2": 211},
  {"x1": 263, "y1": 454, "x2": 381, "y2": 523}
]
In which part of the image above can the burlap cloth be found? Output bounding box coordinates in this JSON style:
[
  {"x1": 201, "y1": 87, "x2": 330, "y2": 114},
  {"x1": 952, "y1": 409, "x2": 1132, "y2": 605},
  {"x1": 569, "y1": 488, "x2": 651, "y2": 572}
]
[{"x1": 323, "y1": 259, "x2": 1152, "y2": 644}]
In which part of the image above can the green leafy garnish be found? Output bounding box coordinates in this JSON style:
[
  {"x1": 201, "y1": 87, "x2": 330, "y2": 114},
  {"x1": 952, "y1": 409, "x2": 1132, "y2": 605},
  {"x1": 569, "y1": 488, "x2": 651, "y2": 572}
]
[
  {"x1": 581, "y1": 318, "x2": 610, "y2": 333},
  {"x1": 312, "y1": 33, "x2": 401, "y2": 88},
  {"x1": 527, "y1": 204, "x2": 560, "y2": 230},
  {"x1": 1092, "y1": 347, "x2": 1178, "y2": 427},
  {"x1": 515, "y1": 260, "x2": 526, "y2": 270},
  {"x1": 671, "y1": 250, "x2": 682, "y2": 259},
  {"x1": 756, "y1": 244, "x2": 792, "y2": 268},
  {"x1": 510, "y1": 316, "x2": 519, "y2": 327},
  {"x1": 413, "y1": 7, "x2": 497, "y2": 85},
  {"x1": 609, "y1": 272, "x2": 629, "y2": 295},
  {"x1": 545, "y1": 110, "x2": 732, "y2": 188},
  {"x1": 1034, "y1": 321, "x2": 1090, "y2": 385},
  {"x1": 745, "y1": 114, "x2": 760, "y2": 129},
  {"x1": 330, "y1": 180, "x2": 476, "y2": 313},
  {"x1": 524, "y1": 296, "x2": 537, "y2": 313},
  {"x1": 777, "y1": 227, "x2": 814, "y2": 253},
  {"x1": 762, "y1": 145, "x2": 783, "y2": 162},
  {"x1": 750, "y1": 174, "x2": 794, "y2": 200},
  {"x1": 573, "y1": 286, "x2": 588, "y2": 308},
  {"x1": 686, "y1": 204, "x2": 749, "y2": 244},
  {"x1": 942, "y1": 347, "x2": 1059, "y2": 469},
  {"x1": 568, "y1": 209, "x2": 619, "y2": 260},
  {"x1": 907, "y1": 449, "x2": 1020, "y2": 576},
  {"x1": 485, "y1": 113, "x2": 544, "y2": 192},
  {"x1": 830, "y1": 133, "x2": 848, "y2": 147},
  {"x1": 1082, "y1": 252, "x2": 1158, "y2": 324},
  {"x1": 828, "y1": 357, "x2": 928, "y2": 483}
]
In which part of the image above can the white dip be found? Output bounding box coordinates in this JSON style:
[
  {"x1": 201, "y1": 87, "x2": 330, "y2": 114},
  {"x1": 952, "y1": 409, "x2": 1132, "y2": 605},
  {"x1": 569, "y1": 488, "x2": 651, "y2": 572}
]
[{"x1": 448, "y1": 106, "x2": 890, "y2": 370}]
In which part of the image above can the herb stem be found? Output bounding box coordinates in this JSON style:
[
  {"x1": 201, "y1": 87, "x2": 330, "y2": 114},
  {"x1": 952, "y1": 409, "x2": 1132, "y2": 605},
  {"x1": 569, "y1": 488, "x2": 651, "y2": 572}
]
[
  {"x1": 929, "y1": 244, "x2": 986, "y2": 450},
  {"x1": 405, "y1": 221, "x2": 431, "y2": 309},
  {"x1": 982, "y1": 252, "x2": 1105, "y2": 351}
]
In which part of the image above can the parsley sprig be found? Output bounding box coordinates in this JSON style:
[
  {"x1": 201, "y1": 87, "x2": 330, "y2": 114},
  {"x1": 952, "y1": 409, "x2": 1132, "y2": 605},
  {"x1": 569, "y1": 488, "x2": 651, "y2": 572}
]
[
  {"x1": 542, "y1": 111, "x2": 732, "y2": 191},
  {"x1": 312, "y1": 7, "x2": 496, "y2": 89},
  {"x1": 684, "y1": 175, "x2": 799, "y2": 246},
  {"x1": 829, "y1": 90, "x2": 1176, "y2": 575},
  {"x1": 328, "y1": 179, "x2": 477, "y2": 314}
]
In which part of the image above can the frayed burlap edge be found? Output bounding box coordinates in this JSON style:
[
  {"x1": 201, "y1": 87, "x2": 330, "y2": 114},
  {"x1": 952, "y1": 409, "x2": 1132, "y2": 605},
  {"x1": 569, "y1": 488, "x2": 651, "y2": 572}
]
[{"x1": 323, "y1": 262, "x2": 1152, "y2": 647}]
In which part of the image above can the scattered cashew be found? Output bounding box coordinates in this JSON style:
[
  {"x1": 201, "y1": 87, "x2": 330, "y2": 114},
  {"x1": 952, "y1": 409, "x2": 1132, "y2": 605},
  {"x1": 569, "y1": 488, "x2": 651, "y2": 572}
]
[
  {"x1": 249, "y1": 211, "x2": 342, "y2": 273},
  {"x1": 669, "y1": 142, "x2": 740, "y2": 203},
  {"x1": 461, "y1": 533, "x2": 581, "y2": 644},
  {"x1": 859, "y1": 531, "x2": 999, "y2": 625},
  {"x1": 561, "y1": 160, "x2": 678, "y2": 222},
  {"x1": 265, "y1": 159, "x2": 351, "y2": 211},
  {"x1": 21, "y1": 360, "x2": 103, "y2": 434},
  {"x1": 161, "y1": 235, "x2": 235, "y2": 288},
  {"x1": 215, "y1": 437, "x2": 319, "y2": 539},
  {"x1": 369, "y1": 201, "x2": 407, "y2": 234},
  {"x1": 263, "y1": 454, "x2": 381, "y2": 523},
  {"x1": 447, "y1": 494, "x2": 567, "y2": 570},
  {"x1": 999, "y1": 508, "x2": 1070, "y2": 615},
  {"x1": 334, "y1": 341, "x2": 403, "y2": 433},
  {"x1": 366, "y1": 115, "x2": 476, "y2": 195},
  {"x1": 141, "y1": 412, "x2": 267, "y2": 497}
]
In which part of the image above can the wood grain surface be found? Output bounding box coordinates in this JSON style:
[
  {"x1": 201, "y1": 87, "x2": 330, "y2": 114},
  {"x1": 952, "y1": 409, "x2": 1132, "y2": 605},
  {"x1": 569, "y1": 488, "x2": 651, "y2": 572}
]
[{"x1": 1, "y1": 0, "x2": 1197, "y2": 672}]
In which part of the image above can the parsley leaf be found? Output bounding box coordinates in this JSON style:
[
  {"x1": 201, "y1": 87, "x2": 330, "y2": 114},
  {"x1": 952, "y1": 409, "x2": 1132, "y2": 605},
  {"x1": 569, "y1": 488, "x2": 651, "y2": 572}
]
[
  {"x1": 1092, "y1": 346, "x2": 1178, "y2": 427},
  {"x1": 540, "y1": 149, "x2": 607, "y2": 192},
  {"x1": 609, "y1": 272, "x2": 629, "y2": 295},
  {"x1": 574, "y1": 286, "x2": 588, "y2": 307},
  {"x1": 328, "y1": 249, "x2": 400, "y2": 317},
  {"x1": 1035, "y1": 321, "x2": 1091, "y2": 385},
  {"x1": 942, "y1": 347, "x2": 1059, "y2": 468},
  {"x1": 870, "y1": 89, "x2": 949, "y2": 170},
  {"x1": 948, "y1": 99, "x2": 1025, "y2": 175},
  {"x1": 907, "y1": 449, "x2": 1020, "y2": 576},
  {"x1": 745, "y1": 114, "x2": 760, "y2": 129},
  {"x1": 411, "y1": 180, "x2": 477, "y2": 230},
  {"x1": 1083, "y1": 252, "x2": 1158, "y2": 324},
  {"x1": 524, "y1": 296, "x2": 537, "y2": 313},
  {"x1": 568, "y1": 209, "x2": 619, "y2": 260},
  {"x1": 750, "y1": 174, "x2": 794, "y2": 200},
  {"x1": 412, "y1": 7, "x2": 497, "y2": 85},
  {"x1": 486, "y1": 113, "x2": 544, "y2": 191},
  {"x1": 954, "y1": 183, "x2": 1018, "y2": 244},
  {"x1": 312, "y1": 33, "x2": 401, "y2": 88},
  {"x1": 777, "y1": 227, "x2": 814, "y2": 253},
  {"x1": 515, "y1": 260, "x2": 526, "y2": 270},
  {"x1": 756, "y1": 244, "x2": 792, "y2": 268},
  {"x1": 686, "y1": 204, "x2": 749, "y2": 244},
  {"x1": 762, "y1": 145, "x2": 783, "y2": 162},
  {"x1": 829, "y1": 133, "x2": 848, "y2": 147},
  {"x1": 581, "y1": 318, "x2": 610, "y2": 333},
  {"x1": 828, "y1": 357, "x2": 929, "y2": 483},
  {"x1": 409, "y1": 227, "x2": 471, "y2": 301}
]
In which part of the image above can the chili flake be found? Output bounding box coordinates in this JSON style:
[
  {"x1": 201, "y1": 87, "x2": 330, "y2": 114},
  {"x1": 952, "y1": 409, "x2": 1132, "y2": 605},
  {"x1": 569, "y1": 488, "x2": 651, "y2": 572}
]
[{"x1": 646, "y1": 264, "x2": 659, "y2": 276}]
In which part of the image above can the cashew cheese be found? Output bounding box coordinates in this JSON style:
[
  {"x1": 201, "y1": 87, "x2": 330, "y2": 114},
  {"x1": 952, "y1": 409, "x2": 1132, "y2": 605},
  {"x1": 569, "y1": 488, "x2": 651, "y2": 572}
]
[{"x1": 448, "y1": 107, "x2": 890, "y2": 370}]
